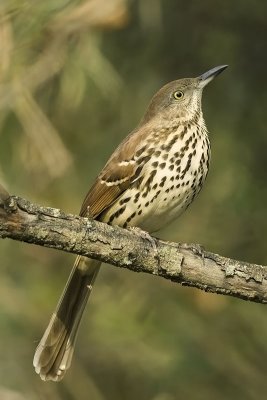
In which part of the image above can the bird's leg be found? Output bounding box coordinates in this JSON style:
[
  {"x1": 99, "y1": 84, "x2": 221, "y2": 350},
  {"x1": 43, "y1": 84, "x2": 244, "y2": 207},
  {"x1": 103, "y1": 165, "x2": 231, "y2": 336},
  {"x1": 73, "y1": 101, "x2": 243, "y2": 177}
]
[{"x1": 127, "y1": 226, "x2": 160, "y2": 274}]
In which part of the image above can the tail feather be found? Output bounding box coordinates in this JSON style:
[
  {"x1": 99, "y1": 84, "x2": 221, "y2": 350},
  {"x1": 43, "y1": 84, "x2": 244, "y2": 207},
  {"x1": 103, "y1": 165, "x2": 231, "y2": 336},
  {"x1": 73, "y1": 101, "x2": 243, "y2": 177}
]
[{"x1": 33, "y1": 256, "x2": 100, "y2": 381}]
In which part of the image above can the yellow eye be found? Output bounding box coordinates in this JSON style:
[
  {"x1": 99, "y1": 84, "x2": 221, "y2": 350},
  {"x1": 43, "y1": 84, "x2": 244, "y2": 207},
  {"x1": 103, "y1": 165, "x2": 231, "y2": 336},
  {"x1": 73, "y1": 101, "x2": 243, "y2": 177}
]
[{"x1": 173, "y1": 90, "x2": 184, "y2": 100}]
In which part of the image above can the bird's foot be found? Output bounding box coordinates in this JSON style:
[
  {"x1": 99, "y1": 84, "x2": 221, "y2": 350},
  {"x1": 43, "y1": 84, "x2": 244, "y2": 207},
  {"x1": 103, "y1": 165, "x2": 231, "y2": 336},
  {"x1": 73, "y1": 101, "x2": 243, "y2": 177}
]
[{"x1": 128, "y1": 226, "x2": 160, "y2": 273}]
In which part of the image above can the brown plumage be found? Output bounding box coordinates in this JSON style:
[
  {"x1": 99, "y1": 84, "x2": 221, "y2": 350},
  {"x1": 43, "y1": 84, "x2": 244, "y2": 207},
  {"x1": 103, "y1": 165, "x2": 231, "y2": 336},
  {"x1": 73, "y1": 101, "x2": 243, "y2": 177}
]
[{"x1": 33, "y1": 65, "x2": 227, "y2": 381}]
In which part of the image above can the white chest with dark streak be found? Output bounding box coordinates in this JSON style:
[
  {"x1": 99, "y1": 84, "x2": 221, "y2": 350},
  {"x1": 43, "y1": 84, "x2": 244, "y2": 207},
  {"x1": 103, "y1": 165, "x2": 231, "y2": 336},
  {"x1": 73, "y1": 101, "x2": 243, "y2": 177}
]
[{"x1": 103, "y1": 119, "x2": 210, "y2": 232}]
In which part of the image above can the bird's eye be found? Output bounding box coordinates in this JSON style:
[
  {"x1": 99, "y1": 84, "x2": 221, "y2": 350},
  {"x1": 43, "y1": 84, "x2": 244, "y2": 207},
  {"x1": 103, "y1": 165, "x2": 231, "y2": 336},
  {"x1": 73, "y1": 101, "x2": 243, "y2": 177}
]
[{"x1": 173, "y1": 90, "x2": 184, "y2": 100}]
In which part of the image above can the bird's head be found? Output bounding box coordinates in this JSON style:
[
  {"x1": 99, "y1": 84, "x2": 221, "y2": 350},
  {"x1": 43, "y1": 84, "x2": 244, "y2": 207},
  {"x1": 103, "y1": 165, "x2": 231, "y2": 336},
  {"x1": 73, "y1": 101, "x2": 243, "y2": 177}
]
[{"x1": 142, "y1": 65, "x2": 228, "y2": 123}]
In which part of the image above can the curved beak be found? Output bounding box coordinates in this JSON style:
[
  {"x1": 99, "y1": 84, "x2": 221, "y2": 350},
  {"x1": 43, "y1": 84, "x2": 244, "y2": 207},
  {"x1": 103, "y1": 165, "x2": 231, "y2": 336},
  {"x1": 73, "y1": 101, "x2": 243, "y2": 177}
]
[{"x1": 198, "y1": 65, "x2": 228, "y2": 88}]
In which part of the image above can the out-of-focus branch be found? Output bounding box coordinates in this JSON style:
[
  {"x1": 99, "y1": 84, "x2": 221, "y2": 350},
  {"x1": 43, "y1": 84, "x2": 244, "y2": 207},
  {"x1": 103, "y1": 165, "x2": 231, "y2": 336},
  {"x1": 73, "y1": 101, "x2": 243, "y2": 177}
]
[
  {"x1": 0, "y1": 0, "x2": 128, "y2": 184},
  {"x1": 0, "y1": 184, "x2": 267, "y2": 304}
]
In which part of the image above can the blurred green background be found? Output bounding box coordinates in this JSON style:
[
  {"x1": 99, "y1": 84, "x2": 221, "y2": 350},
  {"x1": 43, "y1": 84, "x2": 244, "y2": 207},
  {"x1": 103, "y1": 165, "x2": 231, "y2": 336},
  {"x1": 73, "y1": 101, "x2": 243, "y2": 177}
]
[{"x1": 1, "y1": 0, "x2": 267, "y2": 399}]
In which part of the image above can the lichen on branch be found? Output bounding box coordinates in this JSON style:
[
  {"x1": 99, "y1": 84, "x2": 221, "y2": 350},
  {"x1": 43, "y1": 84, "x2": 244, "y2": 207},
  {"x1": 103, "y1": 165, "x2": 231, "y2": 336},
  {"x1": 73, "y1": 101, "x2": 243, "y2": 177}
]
[{"x1": 0, "y1": 186, "x2": 267, "y2": 304}]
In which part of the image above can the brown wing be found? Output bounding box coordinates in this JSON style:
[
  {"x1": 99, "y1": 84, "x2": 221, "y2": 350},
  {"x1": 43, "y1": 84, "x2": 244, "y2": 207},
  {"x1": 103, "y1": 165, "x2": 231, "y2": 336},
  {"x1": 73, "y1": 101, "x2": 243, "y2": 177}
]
[
  {"x1": 79, "y1": 160, "x2": 136, "y2": 218},
  {"x1": 79, "y1": 126, "x2": 149, "y2": 218}
]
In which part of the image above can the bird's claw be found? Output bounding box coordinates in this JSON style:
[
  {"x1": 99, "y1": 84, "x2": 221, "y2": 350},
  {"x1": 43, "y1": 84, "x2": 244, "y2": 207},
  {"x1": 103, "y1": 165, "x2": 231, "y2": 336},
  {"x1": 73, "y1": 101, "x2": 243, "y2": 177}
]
[{"x1": 128, "y1": 226, "x2": 160, "y2": 273}]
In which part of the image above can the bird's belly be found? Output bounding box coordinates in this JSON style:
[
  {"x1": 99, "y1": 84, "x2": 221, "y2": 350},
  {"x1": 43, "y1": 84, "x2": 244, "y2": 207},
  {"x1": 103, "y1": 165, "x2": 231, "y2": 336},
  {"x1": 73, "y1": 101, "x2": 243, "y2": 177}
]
[
  {"x1": 103, "y1": 168, "x2": 206, "y2": 233},
  {"x1": 130, "y1": 175, "x2": 202, "y2": 232},
  {"x1": 102, "y1": 137, "x2": 210, "y2": 233}
]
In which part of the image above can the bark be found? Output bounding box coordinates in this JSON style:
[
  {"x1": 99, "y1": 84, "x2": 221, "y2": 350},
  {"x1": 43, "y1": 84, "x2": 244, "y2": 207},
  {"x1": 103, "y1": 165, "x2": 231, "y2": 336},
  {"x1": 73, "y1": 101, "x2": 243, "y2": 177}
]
[{"x1": 0, "y1": 183, "x2": 266, "y2": 304}]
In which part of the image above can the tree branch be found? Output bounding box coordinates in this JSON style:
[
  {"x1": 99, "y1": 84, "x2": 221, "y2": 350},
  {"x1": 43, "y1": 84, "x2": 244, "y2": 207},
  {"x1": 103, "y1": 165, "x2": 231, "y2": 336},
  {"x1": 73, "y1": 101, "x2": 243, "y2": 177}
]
[{"x1": 0, "y1": 183, "x2": 266, "y2": 304}]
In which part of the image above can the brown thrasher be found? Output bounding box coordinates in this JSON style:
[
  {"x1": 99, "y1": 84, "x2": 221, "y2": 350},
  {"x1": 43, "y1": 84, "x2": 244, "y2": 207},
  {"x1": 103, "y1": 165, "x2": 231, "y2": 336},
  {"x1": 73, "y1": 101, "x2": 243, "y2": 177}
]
[{"x1": 33, "y1": 65, "x2": 227, "y2": 381}]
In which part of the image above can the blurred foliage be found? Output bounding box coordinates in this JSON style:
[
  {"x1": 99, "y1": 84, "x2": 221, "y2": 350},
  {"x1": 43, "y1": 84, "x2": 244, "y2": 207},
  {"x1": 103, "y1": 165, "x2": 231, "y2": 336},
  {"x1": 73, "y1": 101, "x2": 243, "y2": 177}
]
[{"x1": 0, "y1": 0, "x2": 267, "y2": 399}]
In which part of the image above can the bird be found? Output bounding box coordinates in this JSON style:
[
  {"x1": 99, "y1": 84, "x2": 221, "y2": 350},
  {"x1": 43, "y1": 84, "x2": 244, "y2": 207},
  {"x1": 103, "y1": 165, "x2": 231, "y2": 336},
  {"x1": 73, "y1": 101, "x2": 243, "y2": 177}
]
[{"x1": 33, "y1": 65, "x2": 228, "y2": 381}]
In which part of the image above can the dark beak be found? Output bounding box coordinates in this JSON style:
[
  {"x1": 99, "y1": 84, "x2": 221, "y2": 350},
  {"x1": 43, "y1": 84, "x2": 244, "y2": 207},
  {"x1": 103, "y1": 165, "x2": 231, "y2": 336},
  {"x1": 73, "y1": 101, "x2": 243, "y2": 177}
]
[{"x1": 198, "y1": 65, "x2": 228, "y2": 87}]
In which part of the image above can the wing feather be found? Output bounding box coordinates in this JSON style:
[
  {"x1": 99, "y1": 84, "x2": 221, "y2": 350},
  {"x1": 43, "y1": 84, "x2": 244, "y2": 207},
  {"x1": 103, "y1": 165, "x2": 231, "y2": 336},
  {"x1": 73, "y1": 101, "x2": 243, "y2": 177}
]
[
  {"x1": 80, "y1": 139, "x2": 143, "y2": 217},
  {"x1": 79, "y1": 122, "x2": 153, "y2": 218},
  {"x1": 80, "y1": 173, "x2": 132, "y2": 218}
]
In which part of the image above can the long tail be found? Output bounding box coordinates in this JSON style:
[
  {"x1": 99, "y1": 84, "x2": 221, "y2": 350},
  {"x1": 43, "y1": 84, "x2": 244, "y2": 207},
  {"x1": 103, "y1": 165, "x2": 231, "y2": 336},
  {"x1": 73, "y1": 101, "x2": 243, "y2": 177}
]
[{"x1": 33, "y1": 256, "x2": 101, "y2": 381}]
